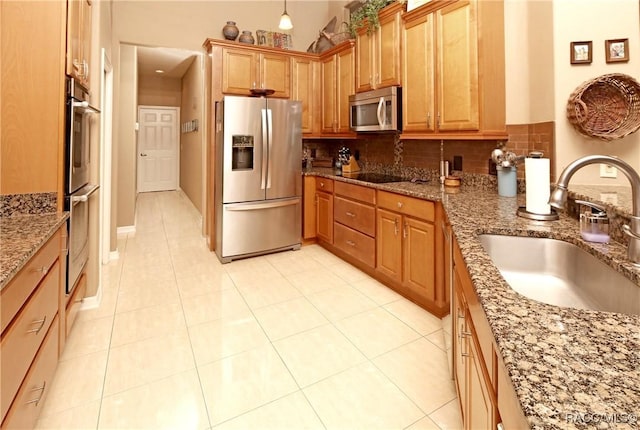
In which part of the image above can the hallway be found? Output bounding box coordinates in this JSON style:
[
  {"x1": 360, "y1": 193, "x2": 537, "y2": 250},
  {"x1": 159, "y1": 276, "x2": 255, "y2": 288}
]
[{"x1": 36, "y1": 191, "x2": 461, "y2": 429}]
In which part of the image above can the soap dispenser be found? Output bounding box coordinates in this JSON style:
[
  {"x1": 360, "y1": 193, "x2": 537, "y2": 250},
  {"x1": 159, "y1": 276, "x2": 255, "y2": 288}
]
[{"x1": 576, "y1": 200, "x2": 609, "y2": 243}]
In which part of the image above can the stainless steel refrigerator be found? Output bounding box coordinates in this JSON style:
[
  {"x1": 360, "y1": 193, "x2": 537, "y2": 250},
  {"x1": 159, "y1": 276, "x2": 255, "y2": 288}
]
[{"x1": 214, "y1": 95, "x2": 302, "y2": 263}]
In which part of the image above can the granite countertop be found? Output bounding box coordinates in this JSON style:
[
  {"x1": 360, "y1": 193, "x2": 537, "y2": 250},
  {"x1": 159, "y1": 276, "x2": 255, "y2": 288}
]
[
  {"x1": 0, "y1": 212, "x2": 69, "y2": 290},
  {"x1": 305, "y1": 168, "x2": 640, "y2": 429}
]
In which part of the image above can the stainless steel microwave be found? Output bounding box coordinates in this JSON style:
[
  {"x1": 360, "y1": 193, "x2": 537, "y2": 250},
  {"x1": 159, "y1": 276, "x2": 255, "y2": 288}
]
[{"x1": 349, "y1": 86, "x2": 402, "y2": 132}]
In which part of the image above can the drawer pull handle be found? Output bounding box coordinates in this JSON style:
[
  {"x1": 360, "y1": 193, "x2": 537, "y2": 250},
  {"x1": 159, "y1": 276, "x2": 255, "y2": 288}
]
[
  {"x1": 32, "y1": 266, "x2": 49, "y2": 275},
  {"x1": 27, "y1": 316, "x2": 47, "y2": 335},
  {"x1": 25, "y1": 381, "x2": 46, "y2": 406},
  {"x1": 346, "y1": 240, "x2": 356, "y2": 247},
  {"x1": 459, "y1": 331, "x2": 472, "y2": 338},
  {"x1": 346, "y1": 211, "x2": 356, "y2": 218},
  {"x1": 397, "y1": 202, "x2": 403, "y2": 208},
  {"x1": 394, "y1": 219, "x2": 398, "y2": 236},
  {"x1": 403, "y1": 222, "x2": 408, "y2": 238},
  {"x1": 320, "y1": 183, "x2": 325, "y2": 188}
]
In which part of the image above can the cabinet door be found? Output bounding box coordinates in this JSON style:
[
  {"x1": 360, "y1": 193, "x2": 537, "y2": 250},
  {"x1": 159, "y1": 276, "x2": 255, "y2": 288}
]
[
  {"x1": 403, "y1": 217, "x2": 435, "y2": 301},
  {"x1": 376, "y1": 209, "x2": 402, "y2": 283},
  {"x1": 336, "y1": 47, "x2": 355, "y2": 133},
  {"x1": 437, "y1": 0, "x2": 479, "y2": 131},
  {"x1": 377, "y1": 10, "x2": 401, "y2": 88},
  {"x1": 316, "y1": 191, "x2": 333, "y2": 243},
  {"x1": 292, "y1": 57, "x2": 318, "y2": 134},
  {"x1": 453, "y1": 274, "x2": 467, "y2": 423},
  {"x1": 321, "y1": 55, "x2": 336, "y2": 133},
  {"x1": 467, "y1": 334, "x2": 497, "y2": 430},
  {"x1": 260, "y1": 53, "x2": 290, "y2": 98},
  {"x1": 303, "y1": 176, "x2": 317, "y2": 239},
  {"x1": 222, "y1": 48, "x2": 257, "y2": 95},
  {"x1": 355, "y1": 30, "x2": 374, "y2": 93},
  {"x1": 402, "y1": 12, "x2": 435, "y2": 132}
]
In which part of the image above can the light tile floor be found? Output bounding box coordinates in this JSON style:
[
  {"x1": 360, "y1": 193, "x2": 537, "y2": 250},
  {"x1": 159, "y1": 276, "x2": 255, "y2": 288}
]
[{"x1": 36, "y1": 190, "x2": 462, "y2": 430}]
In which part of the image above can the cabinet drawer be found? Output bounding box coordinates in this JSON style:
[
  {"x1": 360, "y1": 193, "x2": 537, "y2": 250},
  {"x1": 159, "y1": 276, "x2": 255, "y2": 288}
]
[
  {"x1": 1, "y1": 316, "x2": 59, "y2": 429},
  {"x1": 334, "y1": 222, "x2": 375, "y2": 268},
  {"x1": 334, "y1": 197, "x2": 375, "y2": 237},
  {"x1": 334, "y1": 181, "x2": 376, "y2": 204},
  {"x1": 1, "y1": 260, "x2": 59, "y2": 421},
  {"x1": 1, "y1": 229, "x2": 61, "y2": 333},
  {"x1": 316, "y1": 178, "x2": 334, "y2": 193},
  {"x1": 377, "y1": 191, "x2": 435, "y2": 221}
]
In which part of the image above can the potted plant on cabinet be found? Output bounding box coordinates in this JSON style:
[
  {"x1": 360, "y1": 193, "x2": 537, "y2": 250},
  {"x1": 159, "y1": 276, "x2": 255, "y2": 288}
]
[{"x1": 348, "y1": 0, "x2": 405, "y2": 36}]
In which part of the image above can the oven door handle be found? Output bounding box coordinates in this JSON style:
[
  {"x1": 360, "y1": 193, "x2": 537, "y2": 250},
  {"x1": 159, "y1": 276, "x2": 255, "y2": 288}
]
[
  {"x1": 71, "y1": 185, "x2": 99, "y2": 203},
  {"x1": 72, "y1": 100, "x2": 100, "y2": 114}
]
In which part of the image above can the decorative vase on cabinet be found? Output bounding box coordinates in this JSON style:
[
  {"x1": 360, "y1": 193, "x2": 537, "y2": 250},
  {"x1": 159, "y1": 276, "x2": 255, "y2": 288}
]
[
  {"x1": 239, "y1": 30, "x2": 255, "y2": 44},
  {"x1": 222, "y1": 21, "x2": 239, "y2": 40}
]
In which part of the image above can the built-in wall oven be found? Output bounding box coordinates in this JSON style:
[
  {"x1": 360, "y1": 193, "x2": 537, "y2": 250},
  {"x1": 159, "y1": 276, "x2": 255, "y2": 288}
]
[{"x1": 65, "y1": 77, "x2": 99, "y2": 294}]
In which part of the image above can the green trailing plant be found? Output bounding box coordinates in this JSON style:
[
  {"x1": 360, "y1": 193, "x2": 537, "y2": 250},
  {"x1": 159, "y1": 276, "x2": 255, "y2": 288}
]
[{"x1": 348, "y1": 0, "x2": 404, "y2": 37}]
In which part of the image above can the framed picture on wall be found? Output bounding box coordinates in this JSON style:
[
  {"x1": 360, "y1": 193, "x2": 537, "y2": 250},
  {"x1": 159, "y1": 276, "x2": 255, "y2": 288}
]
[
  {"x1": 605, "y1": 38, "x2": 629, "y2": 63},
  {"x1": 570, "y1": 41, "x2": 592, "y2": 64}
]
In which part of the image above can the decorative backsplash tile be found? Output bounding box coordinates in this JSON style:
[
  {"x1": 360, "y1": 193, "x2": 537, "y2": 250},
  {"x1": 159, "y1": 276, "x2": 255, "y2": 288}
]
[{"x1": 0, "y1": 193, "x2": 58, "y2": 217}]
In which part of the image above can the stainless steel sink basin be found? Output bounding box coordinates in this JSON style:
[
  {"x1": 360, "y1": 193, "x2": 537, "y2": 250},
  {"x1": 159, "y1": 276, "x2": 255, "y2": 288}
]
[{"x1": 478, "y1": 234, "x2": 640, "y2": 315}]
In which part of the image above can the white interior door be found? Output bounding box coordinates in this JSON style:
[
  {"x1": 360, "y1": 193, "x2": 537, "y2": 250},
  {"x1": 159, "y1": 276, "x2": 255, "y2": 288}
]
[{"x1": 137, "y1": 106, "x2": 179, "y2": 193}]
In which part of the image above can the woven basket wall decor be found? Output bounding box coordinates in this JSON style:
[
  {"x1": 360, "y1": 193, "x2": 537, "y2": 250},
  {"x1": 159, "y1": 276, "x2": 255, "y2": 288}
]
[{"x1": 566, "y1": 73, "x2": 640, "y2": 141}]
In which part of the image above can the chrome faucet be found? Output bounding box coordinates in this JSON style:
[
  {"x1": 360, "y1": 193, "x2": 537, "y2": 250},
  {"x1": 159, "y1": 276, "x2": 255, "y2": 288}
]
[{"x1": 549, "y1": 155, "x2": 640, "y2": 265}]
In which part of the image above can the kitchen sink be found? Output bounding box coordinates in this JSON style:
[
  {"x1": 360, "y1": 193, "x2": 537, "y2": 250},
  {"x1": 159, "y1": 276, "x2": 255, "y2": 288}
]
[{"x1": 478, "y1": 234, "x2": 640, "y2": 315}]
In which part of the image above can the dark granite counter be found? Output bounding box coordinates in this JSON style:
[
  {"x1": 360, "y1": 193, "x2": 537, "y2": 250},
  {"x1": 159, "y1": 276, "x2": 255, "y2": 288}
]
[
  {"x1": 305, "y1": 168, "x2": 640, "y2": 429},
  {"x1": 0, "y1": 212, "x2": 69, "y2": 290}
]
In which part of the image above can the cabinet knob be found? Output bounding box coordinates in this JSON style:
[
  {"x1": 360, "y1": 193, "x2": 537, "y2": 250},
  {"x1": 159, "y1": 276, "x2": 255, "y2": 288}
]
[
  {"x1": 397, "y1": 202, "x2": 403, "y2": 208},
  {"x1": 320, "y1": 182, "x2": 324, "y2": 188}
]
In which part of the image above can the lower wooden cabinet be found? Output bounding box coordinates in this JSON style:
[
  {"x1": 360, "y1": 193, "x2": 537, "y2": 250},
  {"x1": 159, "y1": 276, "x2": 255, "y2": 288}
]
[
  {"x1": 376, "y1": 194, "x2": 436, "y2": 308},
  {"x1": 453, "y1": 237, "x2": 499, "y2": 430},
  {"x1": 315, "y1": 178, "x2": 334, "y2": 244},
  {"x1": 2, "y1": 317, "x2": 59, "y2": 430}
]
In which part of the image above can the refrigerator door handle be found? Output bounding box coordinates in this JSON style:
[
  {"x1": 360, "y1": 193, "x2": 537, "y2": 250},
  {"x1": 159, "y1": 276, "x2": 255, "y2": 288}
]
[
  {"x1": 225, "y1": 199, "x2": 300, "y2": 211},
  {"x1": 261, "y1": 109, "x2": 268, "y2": 190},
  {"x1": 266, "y1": 109, "x2": 273, "y2": 189}
]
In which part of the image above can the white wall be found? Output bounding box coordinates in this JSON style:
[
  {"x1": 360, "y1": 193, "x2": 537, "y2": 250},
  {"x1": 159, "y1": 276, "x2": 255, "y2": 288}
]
[
  {"x1": 112, "y1": 0, "x2": 338, "y2": 52},
  {"x1": 552, "y1": 0, "x2": 640, "y2": 185},
  {"x1": 505, "y1": 0, "x2": 640, "y2": 185}
]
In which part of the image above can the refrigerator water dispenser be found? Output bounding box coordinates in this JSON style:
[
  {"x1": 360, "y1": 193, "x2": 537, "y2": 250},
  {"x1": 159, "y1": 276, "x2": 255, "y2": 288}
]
[{"x1": 232, "y1": 135, "x2": 254, "y2": 170}]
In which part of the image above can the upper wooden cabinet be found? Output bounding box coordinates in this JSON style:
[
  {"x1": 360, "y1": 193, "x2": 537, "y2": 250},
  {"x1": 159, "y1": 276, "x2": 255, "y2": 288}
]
[
  {"x1": 320, "y1": 41, "x2": 356, "y2": 135},
  {"x1": 291, "y1": 55, "x2": 321, "y2": 134},
  {"x1": 221, "y1": 47, "x2": 291, "y2": 98},
  {"x1": 401, "y1": 0, "x2": 506, "y2": 139},
  {"x1": 66, "y1": 0, "x2": 92, "y2": 89},
  {"x1": 355, "y1": 2, "x2": 403, "y2": 93},
  {"x1": 1, "y1": 0, "x2": 66, "y2": 203}
]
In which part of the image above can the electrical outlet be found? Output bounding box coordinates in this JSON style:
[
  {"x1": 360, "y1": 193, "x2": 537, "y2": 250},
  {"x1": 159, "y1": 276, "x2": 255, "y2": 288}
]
[
  {"x1": 600, "y1": 192, "x2": 618, "y2": 205},
  {"x1": 600, "y1": 164, "x2": 617, "y2": 178}
]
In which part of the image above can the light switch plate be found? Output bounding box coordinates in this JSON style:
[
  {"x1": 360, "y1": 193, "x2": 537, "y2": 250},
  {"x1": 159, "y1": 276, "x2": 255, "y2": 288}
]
[
  {"x1": 600, "y1": 164, "x2": 617, "y2": 178},
  {"x1": 600, "y1": 192, "x2": 618, "y2": 205}
]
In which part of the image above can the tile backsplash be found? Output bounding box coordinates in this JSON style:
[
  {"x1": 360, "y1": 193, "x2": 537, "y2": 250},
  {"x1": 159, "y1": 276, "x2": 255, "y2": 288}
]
[{"x1": 304, "y1": 121, "x2": 555, "y2": 182}]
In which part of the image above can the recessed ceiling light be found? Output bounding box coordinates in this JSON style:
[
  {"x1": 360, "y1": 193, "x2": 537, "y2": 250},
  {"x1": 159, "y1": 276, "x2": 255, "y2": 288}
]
[{"x1": 155, "y1": 69, "x2": 165, "y2": 74}]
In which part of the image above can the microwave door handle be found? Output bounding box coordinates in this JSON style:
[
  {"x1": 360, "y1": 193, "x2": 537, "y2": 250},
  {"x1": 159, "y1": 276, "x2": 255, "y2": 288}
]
[
  {"x1": 377, "y1": 97, "x2": 385, "y2": 127},
  {"x1": 261, "y1": 109, "x2": 268, "y2": 190}
]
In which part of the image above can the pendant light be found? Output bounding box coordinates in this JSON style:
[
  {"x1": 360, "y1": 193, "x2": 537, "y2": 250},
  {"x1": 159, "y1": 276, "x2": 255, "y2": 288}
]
[{"x1": 278, "y1": 0, "x2": 293, "y2": 30}]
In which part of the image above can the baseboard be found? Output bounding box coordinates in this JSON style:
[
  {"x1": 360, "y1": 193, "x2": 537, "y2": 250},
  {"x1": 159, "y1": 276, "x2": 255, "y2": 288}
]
[
  {"x1": 80, "y1": 289, "x2": 102, "y2": 310},
  {"x1": 109, "y1": 249, "x2": 120, "y2": 261},
  {"x1": 117, "y1": 225, "x2": 136, "y2": 235}
]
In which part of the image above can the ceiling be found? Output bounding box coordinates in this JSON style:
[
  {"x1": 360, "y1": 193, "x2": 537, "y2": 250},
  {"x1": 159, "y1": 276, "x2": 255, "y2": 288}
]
[{"x1": 136, "y1": 46, "x2": 198, "y2": 79}]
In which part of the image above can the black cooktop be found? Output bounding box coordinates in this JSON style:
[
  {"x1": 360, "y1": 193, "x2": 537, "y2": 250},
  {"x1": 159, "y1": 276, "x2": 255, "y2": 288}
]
[{"x1": 347, "y1": 173, "x2": 406, "y2": 183}]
